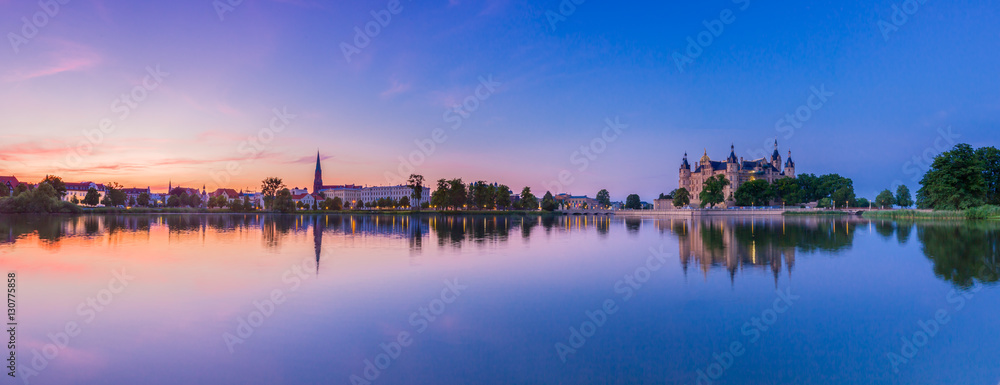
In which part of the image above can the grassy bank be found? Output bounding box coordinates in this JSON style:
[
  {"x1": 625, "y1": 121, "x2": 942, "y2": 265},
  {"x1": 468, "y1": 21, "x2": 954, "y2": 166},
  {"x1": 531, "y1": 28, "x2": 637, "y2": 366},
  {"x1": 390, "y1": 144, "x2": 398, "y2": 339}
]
[
  {"x1": 863, "y1": 209, "x2": 966, "y2": 220},
  {"x1": 964, "y1": 205, "x2": 1000, "y2": 220}
]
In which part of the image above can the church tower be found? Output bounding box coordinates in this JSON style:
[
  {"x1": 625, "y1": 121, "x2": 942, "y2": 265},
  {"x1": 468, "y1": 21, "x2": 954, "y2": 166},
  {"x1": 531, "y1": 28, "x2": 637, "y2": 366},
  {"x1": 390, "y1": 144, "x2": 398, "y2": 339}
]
[
  {"x1": 313, "y1": 152, "x2": 323, "y2": 194},
  {"x1": 771, "y1": 139, "x2": 782, "y2": 170}
]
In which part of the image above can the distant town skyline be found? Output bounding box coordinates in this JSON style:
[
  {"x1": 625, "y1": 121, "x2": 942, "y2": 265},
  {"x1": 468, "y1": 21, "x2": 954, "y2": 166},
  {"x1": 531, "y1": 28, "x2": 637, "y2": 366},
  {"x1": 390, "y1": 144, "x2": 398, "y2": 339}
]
[{"x1": 1, "y1": 1, "x2": 997, "y2": 201}]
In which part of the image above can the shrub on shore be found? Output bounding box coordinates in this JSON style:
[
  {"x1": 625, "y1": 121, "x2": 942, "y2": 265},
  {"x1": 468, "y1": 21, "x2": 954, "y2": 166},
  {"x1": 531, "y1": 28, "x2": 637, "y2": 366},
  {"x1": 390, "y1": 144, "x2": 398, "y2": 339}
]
[
  {"x1": 965, "y1": 205, "x2": 1000, "y2": 220},
  {"x1": 0, "y1": 184, "x2": 82, "y2": 214}
]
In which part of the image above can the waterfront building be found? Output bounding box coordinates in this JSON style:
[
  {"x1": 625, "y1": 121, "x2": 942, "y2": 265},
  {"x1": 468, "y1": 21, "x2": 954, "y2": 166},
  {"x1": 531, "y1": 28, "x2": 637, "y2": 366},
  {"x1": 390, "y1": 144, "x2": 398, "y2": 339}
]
[
  {"x1": 553, "y1": 194, "x2": 599, "y2": 209},
  {"x1": 312, "y1": 152, "x2": 429, "y2": 208},
  {"x1": 679, "y1": 140, "x2": 796, "y2": 207},
  {"x1": 0, "y1": 176, "x2": 19, "y2": 196},
  {"x1": 63, "y1": 182, "x2": 106, "y2": 202}
]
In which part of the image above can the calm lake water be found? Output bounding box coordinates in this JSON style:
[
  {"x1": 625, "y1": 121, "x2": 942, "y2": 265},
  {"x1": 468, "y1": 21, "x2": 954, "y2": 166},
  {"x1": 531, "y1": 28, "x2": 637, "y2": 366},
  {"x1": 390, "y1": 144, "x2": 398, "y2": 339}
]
[{"x1": 2, "y1": 214, "x2": 999, "y2": 385}]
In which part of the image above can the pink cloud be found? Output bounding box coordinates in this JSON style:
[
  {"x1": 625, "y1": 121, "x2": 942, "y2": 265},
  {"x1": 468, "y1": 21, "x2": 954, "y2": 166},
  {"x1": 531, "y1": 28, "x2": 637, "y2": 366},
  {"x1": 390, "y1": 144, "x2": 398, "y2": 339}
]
[
  {"x1": 380, "y1": 79, "x2": 412, "y2": 99},
  {"x1": 3, "y1": 39, "x2": 102, "y2": 82}
]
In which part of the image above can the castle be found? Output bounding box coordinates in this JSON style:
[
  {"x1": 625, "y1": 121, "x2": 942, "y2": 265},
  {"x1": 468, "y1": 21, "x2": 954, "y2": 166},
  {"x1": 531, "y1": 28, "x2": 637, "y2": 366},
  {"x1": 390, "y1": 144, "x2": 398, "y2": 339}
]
[{"x1": 679, "y1": 140, "x2": 795, "y2": 207}]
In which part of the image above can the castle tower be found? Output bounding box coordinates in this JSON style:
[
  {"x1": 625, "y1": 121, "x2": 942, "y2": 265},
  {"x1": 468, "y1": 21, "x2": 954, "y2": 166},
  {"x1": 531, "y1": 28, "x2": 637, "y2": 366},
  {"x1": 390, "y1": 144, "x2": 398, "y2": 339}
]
[
  {"x1": 313, "y1": 151, "x2": 323, "y2": 194},
  {"x1": 784, "y1": 150, "x2": 796, "y2": 178},
  {"x1": 771, "y1": 139, "x2": 782, "y2": 171},
  {"x1": 679, "y1": 152, "x2": 691, "y2": 190}
]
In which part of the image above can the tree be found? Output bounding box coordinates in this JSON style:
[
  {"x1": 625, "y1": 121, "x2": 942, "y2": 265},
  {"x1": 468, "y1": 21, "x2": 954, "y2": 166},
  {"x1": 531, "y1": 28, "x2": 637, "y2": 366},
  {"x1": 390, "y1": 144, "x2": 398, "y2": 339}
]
[
  {"x1": 596, "y1": 189, "x2": 611, "y2": 208},
  {"x1": 818, "y1": 197, "x2": 833, "y2": 208},
  {"x1": 976, "y1": 146, "x2": 1000, "y2": 205},
  {"x1": 273, "y1": 188, "x2": 296, "y2": 213},
  {"x1": 541, "y1": 191, "x2": 557, "y2": 211},
  {"x1": 13, "y1": 183, "x2": 29, "y2": 196},
  {"x1": 625, "y1": 194, "x2": 642, "y2": 210},
  {"x1": 673, "y1": 188, "x2": 690, "y2": 208},
  {"x1": 0, "y1": 183, "x2": 9, "y2": 197},
  {"x1": 83, "y1": 188, "x2": 101, "y2": 206},
  {"x1": 137, "y1": 192, "x2": 150, "y2": 207},
  {"x1": 167, "y1": 195, "x2": 181, "y2": 207},
  {"x1": 699, "y1": 175, "x2": 730, "y2": 208},
  {"x1": 105, "y1": 182, "x2": 126, "y2": 207},
  {"x1": 261, "y1": 177, "x2": 285, "y2": 210},
  {"x1": 856, "y1": 197, "x2": 871, "y2": 208},
  {"x1": 876, "y1": 189, "x2": 896, "y2": 209},
  {"x1": 520, "y1": 187, "x2": 538, "y2": 211},
  {"x1": 495, "y1": 184, "x2": 512, "y2": 210},
  {"x1": 830, "y1": 186, "x2": 856, "y2": 208},
  {"x1": 447, "y1": 179, "x2": 467, "y2": 210},
  {"x1": 771, "y1": 178, "x2": 801, "y2": 205},
  {"x1": 430, "y1": 179, "x2": 449, "y2": 209},
  {"x1": 398, "y1": 196, "x2": 410, "y2": 208},
  {"x1": 101, "y1": 194, "x2": 113, "y2": 207},
  {"x1": 895, "y1": 185, "x2": 913, "y2": 208},
  {"x1": 70, "y1": 195, "x2": 80, "y2": 204},
  {"x1": 40, "y1": 175, "x2": 67, "y2": 198},
  {"x1": 917, "y1": 144, "x2": 986, "y2": 210},
  {"x1": 128, "y1": 196, "x2": 137, "y2": 207},
  {"x1": 331, "y1": 197, "x2": 343, "y2": 210},
  {"x1": 184, "y1": 193, "x2": 202, "y2": 208},
  {"x1": 407, "y1": 174, "x2": 425, "y2": 209},
  {"x1": 734, "y1": 179, "x2": 772, "y2": 207}
]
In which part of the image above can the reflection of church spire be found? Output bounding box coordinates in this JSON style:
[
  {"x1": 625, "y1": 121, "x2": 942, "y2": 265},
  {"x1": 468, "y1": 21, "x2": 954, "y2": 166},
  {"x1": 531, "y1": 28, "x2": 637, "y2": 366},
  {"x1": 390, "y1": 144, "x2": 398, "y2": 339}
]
[{"x1": 313, "y1": 216, "x2": 324, "y2": 275}]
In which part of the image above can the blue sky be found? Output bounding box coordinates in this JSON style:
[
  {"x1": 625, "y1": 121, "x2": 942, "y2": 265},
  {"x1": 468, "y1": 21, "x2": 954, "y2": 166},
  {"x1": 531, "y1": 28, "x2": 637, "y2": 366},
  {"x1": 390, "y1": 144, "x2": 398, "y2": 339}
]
[{"x1": 1, "y1": 0, "x2": 997, "y2": 200}]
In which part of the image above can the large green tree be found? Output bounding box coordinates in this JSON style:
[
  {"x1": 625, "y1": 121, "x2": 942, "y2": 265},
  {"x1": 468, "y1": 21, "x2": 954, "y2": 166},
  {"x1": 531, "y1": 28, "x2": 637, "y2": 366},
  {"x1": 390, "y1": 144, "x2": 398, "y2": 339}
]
[
  {"x1": 447, "y1": 179, "x2": 467, "y2": 210},
  {"x1": 430, "y1": 179, "x2": 449, "y2": 209},
  {"x1": 895, "y1": 185, "x2": 913, "y2": 208},
  {"x1": 83, "y1": 188, "x2": 101, "y2": 206},
  {"x1": 596, "y1": 189, "x2": 611, "y2": 208},
  {"x1": 520, "y1": 187, "x2": 538, "y2": 210},
  {"x1": 875, "y1": 189, "x2": 896, "y2": 209},
  {"x1": 699, "y1": 175, "x2": 729, "y2": 208},
  {"x1": 734, "y1": 179, "x2": 772, "y2": 207},
  {"x1": 771, "y1": 178, "x2": 801, "y2": 205},
  {"x1": 625, "y1": 194, "x2": 642, "y2": 210},
  {"x1": 495, "y1": 184, "x2": 512, "y2": 210},
  {"x1": 673, "y1": 188, "x2": 690, "y2": 208},
  {"x1": 260, "y1": 177, "x2": 285, "y2": 210},
  {"x1": 407, "y1": 174, "x2": 425, "y2": 209},
  {"x1": 917, "y1": 144, "x2": 986, "y2": 210},
  {"x1": 40, "y1": 175, "x2": 67, "y2": 198},
  {"x1": 273, "y1": 188, "x2": 296, "y2": 213},
  {"x1": 976, "y1": 146, "x2": 1000, "y2": 205},
  {"x1": 541, "y1": 191, "x2": 557, "y2": 211},
  {"x1": 137, "y1": 192, "x2": 150, "y2": 207}
]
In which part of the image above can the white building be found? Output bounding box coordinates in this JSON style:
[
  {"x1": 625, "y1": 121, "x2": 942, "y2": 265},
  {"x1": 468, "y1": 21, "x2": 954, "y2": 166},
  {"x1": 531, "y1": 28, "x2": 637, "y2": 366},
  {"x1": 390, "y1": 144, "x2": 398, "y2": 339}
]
[
  {"x1": 64, "y1": 182, "x2": 106, "y2": 203},
  {"x1": 320, "y1": 184, "x2": 430, "y2": 208}
]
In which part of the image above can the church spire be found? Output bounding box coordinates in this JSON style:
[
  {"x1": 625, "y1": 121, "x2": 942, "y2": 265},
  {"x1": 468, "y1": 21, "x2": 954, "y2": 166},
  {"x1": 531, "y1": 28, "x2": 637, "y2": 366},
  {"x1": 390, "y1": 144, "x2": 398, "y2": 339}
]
[{"x1": 313, "y1": 151, "x2": 324, "y2": 194}]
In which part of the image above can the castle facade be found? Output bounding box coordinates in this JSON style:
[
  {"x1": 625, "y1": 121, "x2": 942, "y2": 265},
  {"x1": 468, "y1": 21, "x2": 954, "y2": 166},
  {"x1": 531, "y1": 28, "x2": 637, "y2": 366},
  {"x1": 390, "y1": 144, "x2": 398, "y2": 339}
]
[{"x1": 679, "y1": 141, "x2": 795, "y2": 207}]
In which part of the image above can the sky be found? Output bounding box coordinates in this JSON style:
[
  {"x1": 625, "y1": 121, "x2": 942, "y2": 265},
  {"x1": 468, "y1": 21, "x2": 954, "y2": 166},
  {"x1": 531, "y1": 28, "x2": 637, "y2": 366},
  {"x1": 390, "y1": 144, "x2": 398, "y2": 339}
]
[{"x1": 0, "y1": 0, "x2": 998, "y2": 201}]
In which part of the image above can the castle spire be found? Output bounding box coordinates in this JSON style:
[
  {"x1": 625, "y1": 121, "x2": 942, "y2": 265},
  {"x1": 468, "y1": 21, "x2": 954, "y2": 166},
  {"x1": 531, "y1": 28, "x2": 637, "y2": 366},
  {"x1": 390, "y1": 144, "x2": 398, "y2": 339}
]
[{"x1": 313, "y1": 151, "x2": 324, "y2": 194}]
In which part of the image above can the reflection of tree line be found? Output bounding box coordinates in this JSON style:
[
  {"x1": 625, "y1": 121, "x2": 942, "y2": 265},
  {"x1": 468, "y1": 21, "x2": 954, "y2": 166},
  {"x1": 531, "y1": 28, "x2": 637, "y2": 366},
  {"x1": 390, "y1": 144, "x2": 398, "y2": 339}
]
[{"x1": 2, "y1": 214, "x2": 995, "y2": 288}]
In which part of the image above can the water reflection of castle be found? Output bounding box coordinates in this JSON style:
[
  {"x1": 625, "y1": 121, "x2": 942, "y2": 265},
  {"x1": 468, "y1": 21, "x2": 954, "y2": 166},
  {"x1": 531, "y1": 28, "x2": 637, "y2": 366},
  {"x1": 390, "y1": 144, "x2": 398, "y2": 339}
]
[{"x1": 659, "y1": 219, "x2": 795, "y2": 284}]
